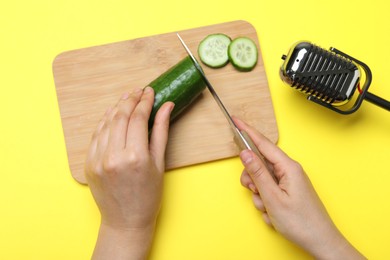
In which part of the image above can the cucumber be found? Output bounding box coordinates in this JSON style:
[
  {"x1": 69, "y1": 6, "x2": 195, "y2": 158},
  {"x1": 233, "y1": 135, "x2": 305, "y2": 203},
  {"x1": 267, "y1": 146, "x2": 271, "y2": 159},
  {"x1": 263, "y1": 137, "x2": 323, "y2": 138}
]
[
  {"x1": 198, "y1": 33, "x2": 231, "y2": 68},
  {"x1": 228, "y1": 37, "x2": 258, "y2": 71},
  {"x1": 148, "y1": 56, "x2": 206, "y2": 130}
]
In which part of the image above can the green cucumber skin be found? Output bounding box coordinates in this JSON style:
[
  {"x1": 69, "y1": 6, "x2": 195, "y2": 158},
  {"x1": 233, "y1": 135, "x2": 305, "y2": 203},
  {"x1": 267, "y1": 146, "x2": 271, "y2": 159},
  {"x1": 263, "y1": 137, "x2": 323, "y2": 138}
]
[{"x1": 148, "y1": 56, "x2": 206, "y2": 130}]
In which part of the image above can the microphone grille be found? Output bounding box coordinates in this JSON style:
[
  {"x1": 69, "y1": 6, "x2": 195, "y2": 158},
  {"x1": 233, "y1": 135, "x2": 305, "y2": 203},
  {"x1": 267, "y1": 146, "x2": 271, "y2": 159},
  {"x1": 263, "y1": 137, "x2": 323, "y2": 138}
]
[{"x1": 282, "y1": 42, "x2": 360, "y2": 105}]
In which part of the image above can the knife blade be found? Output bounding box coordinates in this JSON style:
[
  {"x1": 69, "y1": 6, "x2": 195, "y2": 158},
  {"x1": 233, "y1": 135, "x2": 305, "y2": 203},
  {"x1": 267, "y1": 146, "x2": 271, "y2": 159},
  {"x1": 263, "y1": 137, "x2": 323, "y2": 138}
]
[{"x1": 176, "y1": 33, "x2": 263, "y2": 159}]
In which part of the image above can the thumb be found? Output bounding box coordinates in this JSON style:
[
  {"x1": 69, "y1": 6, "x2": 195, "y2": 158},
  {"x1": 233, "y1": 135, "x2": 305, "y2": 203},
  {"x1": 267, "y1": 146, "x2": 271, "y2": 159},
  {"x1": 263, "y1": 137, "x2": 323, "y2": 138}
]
[{"x1": 240, "y1": 149, "x2": 280, "y2": 199}]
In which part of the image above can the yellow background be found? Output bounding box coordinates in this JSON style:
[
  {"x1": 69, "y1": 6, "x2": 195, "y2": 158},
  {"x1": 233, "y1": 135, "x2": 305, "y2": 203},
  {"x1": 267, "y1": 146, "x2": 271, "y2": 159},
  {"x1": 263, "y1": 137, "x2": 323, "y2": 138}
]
[{"x1": 1, "y1": 0, "x2": 389, "y2": 259}]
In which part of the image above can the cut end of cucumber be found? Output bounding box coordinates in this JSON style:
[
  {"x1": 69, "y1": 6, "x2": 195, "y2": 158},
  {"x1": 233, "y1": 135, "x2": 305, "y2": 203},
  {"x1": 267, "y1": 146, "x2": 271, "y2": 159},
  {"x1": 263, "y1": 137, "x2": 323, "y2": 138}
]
[
  {"x1": 198, "y1": 33, "x2": 232, "y2": 68},
  {"x1": 228, "y1": 37, "x2": 258, "y2": 71}
]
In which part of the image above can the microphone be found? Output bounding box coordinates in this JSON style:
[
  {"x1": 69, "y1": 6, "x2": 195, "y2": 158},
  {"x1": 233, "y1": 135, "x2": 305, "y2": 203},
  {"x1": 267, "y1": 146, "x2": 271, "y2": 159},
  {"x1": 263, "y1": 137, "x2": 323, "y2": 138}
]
[{"x1": 280, "y1": 41, "x2": 390, "y2": 114}]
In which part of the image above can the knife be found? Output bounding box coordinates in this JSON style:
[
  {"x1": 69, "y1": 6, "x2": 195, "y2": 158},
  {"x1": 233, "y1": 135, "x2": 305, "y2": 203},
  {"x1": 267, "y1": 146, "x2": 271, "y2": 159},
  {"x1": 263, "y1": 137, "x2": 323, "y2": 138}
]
[{"x1": 176, "y1": 33, "x2": 264, "y2": 160}]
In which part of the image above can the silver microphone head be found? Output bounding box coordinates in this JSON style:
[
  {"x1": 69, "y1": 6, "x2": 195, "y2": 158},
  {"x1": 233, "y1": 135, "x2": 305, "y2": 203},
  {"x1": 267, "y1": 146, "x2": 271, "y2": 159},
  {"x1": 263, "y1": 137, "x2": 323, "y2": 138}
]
[{"x1": 280, "y1": 41, "x2": 361, "y2": 107}]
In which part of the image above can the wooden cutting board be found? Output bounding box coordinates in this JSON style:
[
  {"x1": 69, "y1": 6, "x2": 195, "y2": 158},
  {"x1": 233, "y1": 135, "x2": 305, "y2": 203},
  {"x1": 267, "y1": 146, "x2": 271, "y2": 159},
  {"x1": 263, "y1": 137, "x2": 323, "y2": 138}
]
[{"x1": 53, "y1": 20, "x2": 278, "y2": 184}]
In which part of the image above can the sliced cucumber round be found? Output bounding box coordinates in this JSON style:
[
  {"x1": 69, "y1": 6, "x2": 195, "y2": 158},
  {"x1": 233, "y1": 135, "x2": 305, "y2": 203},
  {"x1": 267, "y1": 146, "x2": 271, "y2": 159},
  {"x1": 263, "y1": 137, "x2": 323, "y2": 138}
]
[
  {"x1": 198, "y1": 33, "x2": 232, "y2": 68},
  {"x1": 228, "y1": 37, "x2": 258, "y2": 71}
]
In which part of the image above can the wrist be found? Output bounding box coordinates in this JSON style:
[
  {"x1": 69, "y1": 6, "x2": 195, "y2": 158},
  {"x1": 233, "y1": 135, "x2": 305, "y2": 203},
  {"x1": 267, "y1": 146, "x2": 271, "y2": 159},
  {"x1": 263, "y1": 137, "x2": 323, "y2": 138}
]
[
  {"x1": 310, "y1": 230, "x2": 365, "y2": 260},
  {"x1": 92, "y1": 222, "x2": 156, "y2": 260}
]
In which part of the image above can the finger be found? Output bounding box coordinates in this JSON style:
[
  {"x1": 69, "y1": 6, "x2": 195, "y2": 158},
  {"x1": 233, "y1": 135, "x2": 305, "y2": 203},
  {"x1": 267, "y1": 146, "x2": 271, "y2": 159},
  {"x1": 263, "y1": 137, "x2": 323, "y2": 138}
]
[
  {"x1": 126, "y1": 87, "x2": 155, "y2": 152},
  {"x1": 107, "y1": 89, "x2": 143, "y2": 152},
  {"x1": 89, "y1": 107, "x2": 111, "y2": 157},
  {"x1": 262, "y1": 212, "x2": 273, "y2": 227},
  {"x1": 233, "y1": 117, "x2": 293, "y2": 179},
  {"x1": 252, "y1": 193, "x2": 266, "y2": 212},
  {"x1": 240, "y1": 149, "x2": 280, "y2": 202},
  {"x1": 149, "y1": 101, "x2": 175, "y2": 173},
  {"x1": 94, "y1": 104, "x2": 119, "y2": 158},
  {"x1": 240, "y1": 169, "x2": 258, "y2": 193},
  {"x1": 233, "y1": 117, "x2": 289, "y2": 163},
  {"x1": 85, "y1": 106, "x2": 112, "y2": 177}
]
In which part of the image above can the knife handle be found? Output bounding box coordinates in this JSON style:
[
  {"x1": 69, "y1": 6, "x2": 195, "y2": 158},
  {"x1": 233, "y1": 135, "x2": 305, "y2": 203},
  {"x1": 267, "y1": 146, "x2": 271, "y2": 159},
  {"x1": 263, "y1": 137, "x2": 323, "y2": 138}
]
[
  {"x1": 235, "y1": 130, "x2": 277, "y2": 181},
  {"x1": 238, "y1": 130, "x2": 263, "y2": 159}
]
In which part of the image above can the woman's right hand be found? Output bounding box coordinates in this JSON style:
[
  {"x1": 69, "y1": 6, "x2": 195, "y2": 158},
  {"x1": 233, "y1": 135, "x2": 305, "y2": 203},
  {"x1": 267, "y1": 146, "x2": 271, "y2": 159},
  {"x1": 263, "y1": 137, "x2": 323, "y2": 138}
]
[{"x1": 235, "y1": 117, "x2": 365, "y2": 260}]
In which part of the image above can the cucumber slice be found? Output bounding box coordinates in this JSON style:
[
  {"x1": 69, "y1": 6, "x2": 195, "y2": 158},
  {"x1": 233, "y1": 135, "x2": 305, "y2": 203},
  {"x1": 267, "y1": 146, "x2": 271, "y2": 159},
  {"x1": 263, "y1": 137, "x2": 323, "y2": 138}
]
[
  {"x1": 228, "y1": 37, "x2": 258, "y2": 71},
  {"x1": 198, "y1": 33, "x2": 231, "y2": 68}
]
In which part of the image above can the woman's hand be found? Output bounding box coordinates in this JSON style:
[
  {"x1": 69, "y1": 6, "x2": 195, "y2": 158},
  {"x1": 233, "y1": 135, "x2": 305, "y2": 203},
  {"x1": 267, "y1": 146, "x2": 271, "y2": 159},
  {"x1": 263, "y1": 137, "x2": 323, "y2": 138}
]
[
  {"x1": 235, "y1": 117, "x2": 365, "y2": 260},
  {"x1": 85, "y1": 87, "x2": 174, "y2": 259}
]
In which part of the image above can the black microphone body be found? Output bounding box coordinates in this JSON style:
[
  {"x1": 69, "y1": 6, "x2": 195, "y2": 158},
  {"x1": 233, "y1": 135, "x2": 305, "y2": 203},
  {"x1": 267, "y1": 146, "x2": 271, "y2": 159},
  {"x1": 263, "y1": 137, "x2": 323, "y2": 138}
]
[{"x1": 280, "y1": 41, "x2": 390, "y2": 114}]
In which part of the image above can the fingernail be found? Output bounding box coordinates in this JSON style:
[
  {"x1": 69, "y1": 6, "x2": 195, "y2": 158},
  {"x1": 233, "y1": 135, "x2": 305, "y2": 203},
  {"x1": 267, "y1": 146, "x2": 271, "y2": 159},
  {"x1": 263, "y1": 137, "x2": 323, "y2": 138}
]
[
  {"x1": 132, "y1": 88, "x2": 143, "y2": 95},
  {"x1": 105, "y1": 106, "x2": 112, "y2": 116},
  {"x1": 168, "y1": 102, "x2": 175, "y2": 113},
  {"x1": 121, "y1": 92, "x2": 130, "y2": 100},
  {"x1": 240, "y1": 150, "x2": 253, "y2": 165},
  {"x1": 249, "y1": 183, "x2": 258, "y2": 193},
  {"x1": 144, "y1": 86, "x2": 153, "y2": 94}
]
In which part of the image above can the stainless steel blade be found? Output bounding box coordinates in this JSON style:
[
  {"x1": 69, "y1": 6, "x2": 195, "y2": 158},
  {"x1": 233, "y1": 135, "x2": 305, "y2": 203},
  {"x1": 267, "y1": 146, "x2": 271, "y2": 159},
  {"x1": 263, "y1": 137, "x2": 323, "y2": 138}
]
[
  {"x1": 176, "y1": 33, "x2": 238, "y2": 131},
  {"x1": 176, "y1": 33, "x2": 265, "y2": 157}
]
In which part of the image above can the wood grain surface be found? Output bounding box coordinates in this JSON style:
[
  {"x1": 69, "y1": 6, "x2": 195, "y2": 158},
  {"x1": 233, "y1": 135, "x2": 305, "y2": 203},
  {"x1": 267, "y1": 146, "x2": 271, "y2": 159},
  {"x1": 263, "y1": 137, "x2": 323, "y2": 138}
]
[{"x1": 52, "y1": 20, "x2": 278, "y2": 184}]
